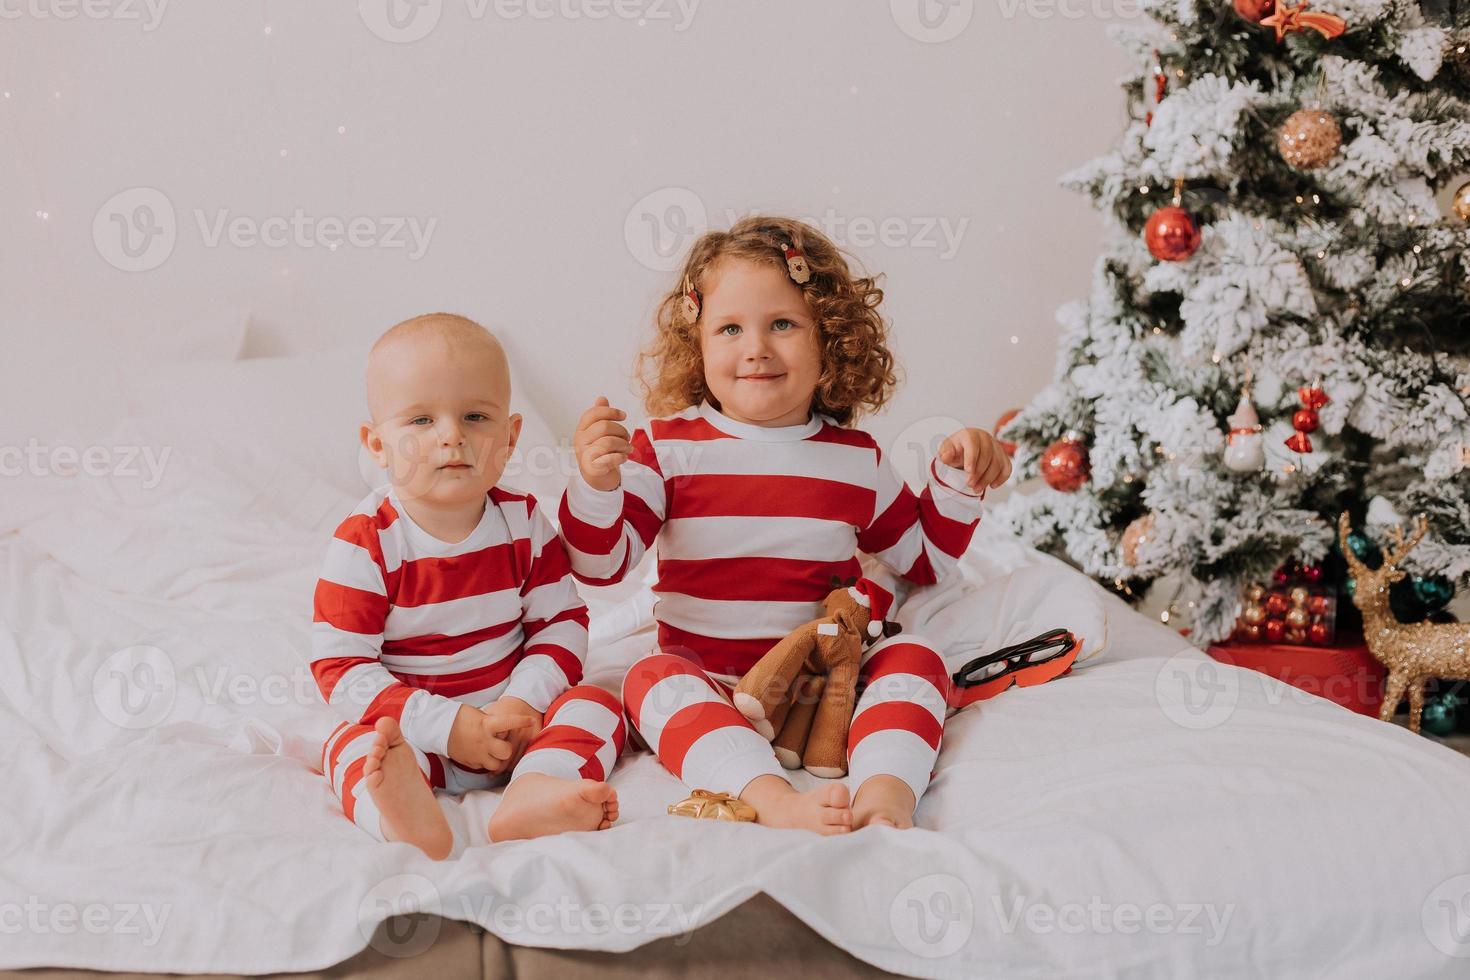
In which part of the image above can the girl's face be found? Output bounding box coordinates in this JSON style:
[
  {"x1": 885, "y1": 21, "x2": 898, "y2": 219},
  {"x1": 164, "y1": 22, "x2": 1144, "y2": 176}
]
[{"x1": 697, "y1": 257, "x2": 822, "y2": 428}]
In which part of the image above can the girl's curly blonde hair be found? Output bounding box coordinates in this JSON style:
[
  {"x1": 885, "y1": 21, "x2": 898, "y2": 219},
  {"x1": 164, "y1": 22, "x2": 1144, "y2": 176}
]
[{"x1": 636, "y1": 215, "x2": 898, "y2": 427}]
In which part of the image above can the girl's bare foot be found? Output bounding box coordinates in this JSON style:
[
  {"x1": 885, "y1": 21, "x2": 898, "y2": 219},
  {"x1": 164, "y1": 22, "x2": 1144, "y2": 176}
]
[
  {"x1": 363, "y1": 717, "x2": 453, "y2": 860},
  {"x1": 852, "y1": 774, "x2": 916, "y2": 830},
  {"x1": 488, "y1": 774, "x2": 618, "y2": 842},
  {"x1": 740, "y1": 774, "x2": 852, "y2": 835}
]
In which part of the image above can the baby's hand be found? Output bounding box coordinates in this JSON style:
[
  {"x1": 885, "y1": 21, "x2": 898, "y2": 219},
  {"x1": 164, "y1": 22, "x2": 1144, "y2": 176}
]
[
  {"x1": 938, "y1": 427, "x2": 1012, "y2": 494},
  {"x1": 574, "y1": 396, "x2": 633, "y2": 492},
  {"x1": 446, "y1": 704, "x2": 534, "y2": 774},
  {"x1": 480, "y1": 696, "x2": 543, "y2": 770}
]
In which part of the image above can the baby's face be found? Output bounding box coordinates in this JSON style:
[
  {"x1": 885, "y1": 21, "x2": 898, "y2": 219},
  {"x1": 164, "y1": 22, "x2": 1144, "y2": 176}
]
[
  {"x1": 361, "y1": 339, "x2": 521, "y2": 509},
  {"x1": 698, "y1": 257, "x2": 822, "y2": 427}
]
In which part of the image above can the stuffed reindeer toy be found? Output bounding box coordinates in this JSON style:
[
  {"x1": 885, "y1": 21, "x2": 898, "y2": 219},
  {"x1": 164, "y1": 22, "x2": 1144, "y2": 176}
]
[{"x1": 733, "y1": 577, "x2": 901, "y2": 776}]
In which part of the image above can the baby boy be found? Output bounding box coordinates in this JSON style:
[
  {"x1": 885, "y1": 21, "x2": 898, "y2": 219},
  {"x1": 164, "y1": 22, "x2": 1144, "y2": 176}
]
[{"x1": 310, "y1": 313, "x2": 624, "y2": 859}]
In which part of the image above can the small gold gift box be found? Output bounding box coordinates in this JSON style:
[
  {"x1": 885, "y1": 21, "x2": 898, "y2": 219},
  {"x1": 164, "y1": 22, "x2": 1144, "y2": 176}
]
[{"x1": 667, "y1": 788, "x2": 757, "y2": 822}]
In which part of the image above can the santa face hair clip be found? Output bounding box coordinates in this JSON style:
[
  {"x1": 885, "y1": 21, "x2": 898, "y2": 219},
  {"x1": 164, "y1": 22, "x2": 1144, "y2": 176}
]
[
  {"x1": 783, "y1": 243, "x2": 811, "y2": 284},
  {"x1": 681, "y1": 275, "x2": 701, "y2": 323}
]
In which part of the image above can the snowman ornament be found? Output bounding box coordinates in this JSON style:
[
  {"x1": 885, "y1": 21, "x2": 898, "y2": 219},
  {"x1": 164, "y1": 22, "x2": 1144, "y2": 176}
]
[{"x1": 1223, "y1": 390, "x2": 1265, "y2": 472}]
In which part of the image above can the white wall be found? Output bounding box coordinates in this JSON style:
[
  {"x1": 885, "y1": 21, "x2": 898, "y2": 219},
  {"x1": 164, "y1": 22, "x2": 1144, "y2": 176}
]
[{"x1": 2, "y1": 0, "x2": 1130, "y2": 472}]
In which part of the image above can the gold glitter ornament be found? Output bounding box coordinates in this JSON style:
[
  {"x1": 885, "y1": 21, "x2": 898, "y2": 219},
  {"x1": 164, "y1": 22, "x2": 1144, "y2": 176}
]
[
  {"x1": 1121, "y1": 514, "x2": 1156, "y2": 567},
  {"x1": 1338, "y1": 513, "x2": 1470, "y2": 734},
  {"x1": 667, "y1": 789, "x2": 757, "y2": 822},
  {"x1": 1278, "y1": 109, "x2": 1341, "y2": 170},
  {"x1": 1452, "y1": 180, "x2": 1470, "y2": 223}
]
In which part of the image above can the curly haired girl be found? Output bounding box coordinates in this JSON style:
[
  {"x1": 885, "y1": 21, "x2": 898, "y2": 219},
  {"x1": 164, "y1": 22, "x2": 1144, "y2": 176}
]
[{"x1": 559, "y1": 215, "x2": 1010, "y2": 833}]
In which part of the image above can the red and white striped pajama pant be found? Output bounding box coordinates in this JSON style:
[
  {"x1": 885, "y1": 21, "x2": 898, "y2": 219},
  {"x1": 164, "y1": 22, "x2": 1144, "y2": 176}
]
[
  {"x1": 621, "y1": 634, "x2": 952, "y2": 803},
  {"x1": 321, "y1": 685, "x2": 626, "y2": 844}
]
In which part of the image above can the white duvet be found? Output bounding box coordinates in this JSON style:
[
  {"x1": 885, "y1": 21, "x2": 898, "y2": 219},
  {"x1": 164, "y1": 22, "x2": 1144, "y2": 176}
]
[{"x1": 6, "y1": 415, "x2": 1470, "y2": 979}]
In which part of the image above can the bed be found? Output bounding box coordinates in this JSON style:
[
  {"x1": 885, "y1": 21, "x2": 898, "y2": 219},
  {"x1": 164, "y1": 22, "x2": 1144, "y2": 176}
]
[{"x1": 5, "y1": 338, "x2": 1470, "y2": 979}]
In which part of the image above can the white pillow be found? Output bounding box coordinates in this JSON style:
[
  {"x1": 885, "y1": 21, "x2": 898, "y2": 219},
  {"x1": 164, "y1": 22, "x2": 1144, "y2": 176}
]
[{"x1": 0, "y1": 308, "x2": 250, "y2": 449}]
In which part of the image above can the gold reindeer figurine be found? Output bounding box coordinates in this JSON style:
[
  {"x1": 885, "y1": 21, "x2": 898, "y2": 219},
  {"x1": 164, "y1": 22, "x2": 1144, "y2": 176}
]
[{"x1": 1337, "y1": 512, "x2": 1470, "y2": 733}]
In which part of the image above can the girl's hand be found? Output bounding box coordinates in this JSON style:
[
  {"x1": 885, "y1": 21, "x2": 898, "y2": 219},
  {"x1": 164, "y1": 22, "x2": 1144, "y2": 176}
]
[
  {"x1": 574, "y1": 396, "x2": 633, "y2": 492},
  {"x1": 938, "y1": 427, "x2": 1012, "y2": 494}
]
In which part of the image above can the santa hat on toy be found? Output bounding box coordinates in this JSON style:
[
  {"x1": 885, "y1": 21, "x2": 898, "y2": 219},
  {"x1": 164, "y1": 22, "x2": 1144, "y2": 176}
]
[{"x1": 848, "y1": 578, "x2": 895, "y2": 638}]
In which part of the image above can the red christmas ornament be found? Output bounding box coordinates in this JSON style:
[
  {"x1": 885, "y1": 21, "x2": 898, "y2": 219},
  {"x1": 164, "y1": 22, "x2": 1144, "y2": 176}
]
[
  {"x1": 1041, "y1": 434, "x2": 1090, "y2": 492},
  {"x1": 1266, "y1": 593, "x2": 1289, "y2": 616},
  {"x1": 1232, "y1": 0, "x2": 1275, "y2": 22},
  {"x1": 995, "y1": 408, "x2": 1021, "y2": 457},
  {"x1": 1285, "y1": 385, "x2": 1329, "y2": 454},
  {"x1": 1307, "y1": 594, "x2": 1329, "y2": 616},
  {"x1": 1273, "y1": 566, "x2": 1291, "y2": 585},
  {"x1": 1284, "y1": 431, "x2": 1313, "y2": 453},
  {"x1": 1144, "y1": 205, "x2": 1200, "y2": 262},
  {"x1": 1264, "y1": 619, "x2": 1285, "y2": 643},
  {"x1": 1301, "y1": 563, "x2": 1323, "y2": 584},
  {"x1": 1298, "y1": 385, "x2": 1329, "y2": 410},
  {"x1": 1307, "y1": 621, "x2": 1330, "y2": 645}
]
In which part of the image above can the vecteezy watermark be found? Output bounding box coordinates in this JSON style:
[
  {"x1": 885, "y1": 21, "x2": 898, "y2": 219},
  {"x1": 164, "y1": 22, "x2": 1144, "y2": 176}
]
[
  {"x1": 624, "y1": 186, "x2": 708, "y2": 273},
  {"x1": 359, "y1": 875, "x2": 443, "y2": 958},
  {"x1": 890, "y1": 0, "x2": 974, "y2": 42},
  {"x1": 459, "y1": 895, "x2": 705, "y2": 946},
  {"x1": 193, "y1": 664, "x2": 321, "y2": 709},
  {"x1": 622, "y1": 193, "x2": 971, "y2": 272},
  {"x1": 0, "y1": 0, "x2": 168, "y2": 30},
  {"x1": 92, "y1": 645, "x2": 176, "y2": 730},
  {"x1": 1153, "y1": 651, "x2": 1239, "y2": 730},
  {"x1": 889, "y1": 873, "x2": 975, "y2": 959},
  {"x1": 1423, "y1": 873, "x2": 1470, "y2": 959},
  {"x1": 93, "y1": 187, "x2": 437, "y2": 272},
  {"x1": 992, "y1": 895, "x2": 1235, "y2": 947},
  {"x1": 358, "y1": 874, "x2": 706, "y2": 957},
  {"x1": 993, "y1": 0, "x2": 1144, "y2": 19},
  {"x1": 0, "y1": 898, "x2": 171, "y2": 946},
  {"x1": 358, "y1": 0, "x2": 699, "y2": 43},
  {"x1": 0, "y1": 439, "x2": 171, "y2": 488}
]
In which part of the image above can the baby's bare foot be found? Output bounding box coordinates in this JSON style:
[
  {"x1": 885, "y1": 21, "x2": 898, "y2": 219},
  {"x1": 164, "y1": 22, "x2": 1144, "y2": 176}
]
[
  {"x1": 364, "y1": 717, "x2": 453, "y2": 860},
  {"x1": 488, "y1": 774, "x2": 617, "y2": 842},
  {"x1": 852, "y1": 774, "x2": 917, "y2": 830},
  {"x1": 741, "y1": 775, "x2": 852, "y2": 835}
]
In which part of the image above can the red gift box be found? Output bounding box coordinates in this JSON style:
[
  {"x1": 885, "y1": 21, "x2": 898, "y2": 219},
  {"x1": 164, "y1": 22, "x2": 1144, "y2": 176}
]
[{"x1": 1207, "y1": 639, "x2": 1385, "y2": 717}]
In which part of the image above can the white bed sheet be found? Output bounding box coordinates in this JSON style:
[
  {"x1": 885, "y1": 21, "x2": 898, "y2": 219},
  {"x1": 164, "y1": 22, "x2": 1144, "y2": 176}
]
[{"x1": 4, "y1": 422, "x2": 1470, "y2": 979}]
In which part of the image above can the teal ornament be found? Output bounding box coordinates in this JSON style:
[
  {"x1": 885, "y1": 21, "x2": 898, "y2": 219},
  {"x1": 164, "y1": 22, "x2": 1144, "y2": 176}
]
[
  {"x1": 1411, "y1": 575, "x2": 1455, "y2": 611},
  {"x1": 1422, "y1": 694, "x2": 1459, "y2": 737},
  {"x1": 1345, "y1": 531, "x2": 1382, "y2": 569},
  {"x1": 1344, "y1": 577, "x2": 1355, "y2": 597}
]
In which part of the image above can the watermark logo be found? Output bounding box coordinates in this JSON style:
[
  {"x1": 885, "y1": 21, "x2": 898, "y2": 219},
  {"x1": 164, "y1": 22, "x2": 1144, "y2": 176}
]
[
  {"x1": 0, "y1": 898, "x2": 171, "y2": 946},
  {"x1": 94, "y1": 187, "x2": 438, "y2": 271},
  {"x1": 92, "y1": 645, "x2": 176, "y2": 730},
  {"x1": 360, "y1": 0, "x2": 699, "y2": 42},
  {"x1": 358, "y1": 0, "x2": 443, "y2": 42},
  {"x1": 993, "y1": 895, "x2": 1234, "y2": 946},
  {"x1": 889, "y1": 873, "x2": 974, "y2": 959},
  {"x1": 1154, "y1": 651, "x2": 1239, "y2": 730},
  {"x1": 0, "y1": 439, "x2": 171, "y2": 487},
  {"x1": 93, "y1": 187, "x2": 176, "y2": 272},
  {"x1": 890, "y1": 0, "x2": 973, "y2": 42},
  {"x1": 624, "y1": 186, "x2": 707, "y2": 272},
  {"x1": 0, "y1": 0, "x2": 169, "y2": 31},
  {"x1": 359, "y1": 874, "x2": 443, "y2": 958},
  {"x1": 1423, "y1": 873, "x2": 1470, "y2": 959}
]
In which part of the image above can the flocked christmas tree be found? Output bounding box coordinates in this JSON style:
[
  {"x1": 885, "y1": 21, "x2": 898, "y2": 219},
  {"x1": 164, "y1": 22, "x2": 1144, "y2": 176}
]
[{"x1": 996, "y1": 0, "x2": 1470, "y2": 645}]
